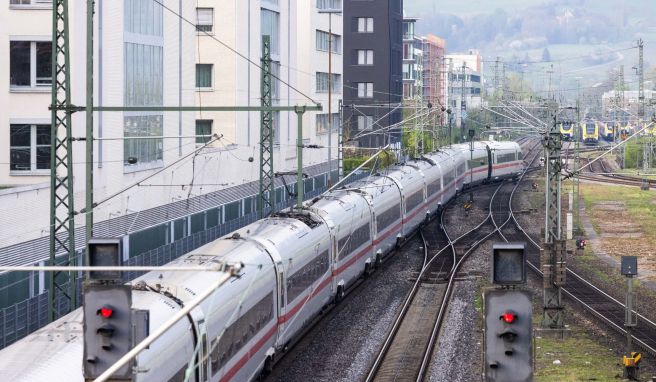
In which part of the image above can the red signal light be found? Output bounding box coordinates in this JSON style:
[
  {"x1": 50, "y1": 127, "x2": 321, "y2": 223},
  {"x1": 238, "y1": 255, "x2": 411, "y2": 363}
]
[
  {"x1": 501, "y1": 312, "x2": 516, "y2": 324},
  {"x1": 99, "y1": 307, "x2": 114, "y2": 318}
]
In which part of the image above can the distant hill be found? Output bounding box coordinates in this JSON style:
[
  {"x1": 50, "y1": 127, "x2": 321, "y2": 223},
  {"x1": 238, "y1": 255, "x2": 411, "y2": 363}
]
[{"x1": 405, "y1": 0, "x2": 656, "y2": 91}]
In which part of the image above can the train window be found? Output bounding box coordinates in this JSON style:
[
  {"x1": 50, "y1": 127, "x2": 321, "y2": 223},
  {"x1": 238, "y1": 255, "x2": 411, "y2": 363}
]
[
  {"x1": 456, "y1": 163, "x2": 465, "y2": 176},
  {"x1": 338, "y1": 223, "x2": 371, "y2": 260},
  {"x1": 211, "y1": 292, "x2": 274, "y2": 376},
  {"x1": 405, "y1": 190, "x2": 424, "y2": 213},
  {"x1": 286, "y1": 250, "x2": 330, "y2": 303},
  {"x1": 443, "y1": 169, "x2": 455, "y2": 186},
  {"x1": 427, "y1": 179, "x2": 441, "y2": 196},
  {"x1": 376, "y1": 204, "x2": 400, "y2": 232},
  {"x1": 467, "y1": 156, "x2": 487, "y2": 170},
  {"x1": 497, "y1": 153, "x2": 516, "y2": 164},
  {"x1": 517, "y1": 151, "x2": 523, "y2": 160}
]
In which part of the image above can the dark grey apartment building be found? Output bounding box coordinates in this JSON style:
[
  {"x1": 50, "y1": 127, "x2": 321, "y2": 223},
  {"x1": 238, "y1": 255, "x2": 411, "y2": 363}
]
[{"x1": 342, "y1": 0, "x2": 403, "y2": 148}]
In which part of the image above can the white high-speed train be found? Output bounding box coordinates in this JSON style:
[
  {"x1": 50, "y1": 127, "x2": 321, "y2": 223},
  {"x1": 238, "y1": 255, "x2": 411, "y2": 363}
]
[{"x1": 0, "y1": 141, "x2": 523, "y2": 382}]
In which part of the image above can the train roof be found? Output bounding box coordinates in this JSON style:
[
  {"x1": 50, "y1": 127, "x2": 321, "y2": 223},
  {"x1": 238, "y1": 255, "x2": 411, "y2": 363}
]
[{"x1": 0, "y1": 309, "x2": 83, "y2": 381}]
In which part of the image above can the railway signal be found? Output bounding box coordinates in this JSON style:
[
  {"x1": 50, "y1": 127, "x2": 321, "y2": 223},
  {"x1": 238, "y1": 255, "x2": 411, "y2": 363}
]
[
  {"x1": 83, "y1": 238, "x2": 134, "y2": 381},
  {"x1": 621, "y1": 256, "x2": 640, "y2": 380},
  {"x1": 484, "y1": 290, "x2": 533, "y2": 382}
]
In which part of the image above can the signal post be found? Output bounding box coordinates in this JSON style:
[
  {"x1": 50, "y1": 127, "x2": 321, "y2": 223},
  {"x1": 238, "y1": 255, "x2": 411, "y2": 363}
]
[{"x1": 483, "y1": 243, "x2": 533, "y2": 382}]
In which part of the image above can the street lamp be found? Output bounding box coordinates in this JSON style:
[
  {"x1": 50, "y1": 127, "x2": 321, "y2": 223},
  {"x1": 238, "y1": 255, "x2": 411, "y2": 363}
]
[{"x1": 319, "y1": 6, "x2": 343, "y2": 185}]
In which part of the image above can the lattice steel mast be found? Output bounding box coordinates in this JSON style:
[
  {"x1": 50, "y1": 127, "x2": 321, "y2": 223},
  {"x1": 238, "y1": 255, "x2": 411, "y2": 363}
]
[
  {"x1": 259, "y1": 36, "x2": 274, "y2": 217},
  {"x1": 49, "y1": 0, "x2": 77, "y2": 321},
  {"x1": 541, "y1": 104, "x2": 567, "y2": 329}
]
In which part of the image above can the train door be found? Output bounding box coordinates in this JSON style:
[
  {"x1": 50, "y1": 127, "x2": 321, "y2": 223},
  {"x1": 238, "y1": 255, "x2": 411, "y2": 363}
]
[
  {"x1": 486, "y1": 145, "x2": 493, "y2": 181},
  {"x1": 277, "y1": 269, "x2": 286, "y2": 335},
  {"x1": 197, "y1": 319, "x2": 209, "y2": 382}
]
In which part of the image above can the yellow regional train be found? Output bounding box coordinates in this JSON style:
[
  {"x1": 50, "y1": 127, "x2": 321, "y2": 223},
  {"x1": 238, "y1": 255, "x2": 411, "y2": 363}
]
[
  {"x1": 559, "y1": 121, "x2": 574, "y2": 141},
  {"x1": 581, "y1": 121, "x2": 599, "y2": 145},
  {"x1": 601, "y1": 122, "x2": 615, "y2": 141}
]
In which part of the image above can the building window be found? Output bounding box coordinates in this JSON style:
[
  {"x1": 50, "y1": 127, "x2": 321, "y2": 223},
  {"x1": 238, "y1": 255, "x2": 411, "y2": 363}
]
[
  {"x1": 316, "y1": 0, "x2": 341, "y2": 9},
  {"x1": 261, "y1": 8, "x2": 280, "y2": 55},
  {"x1": 357, "y1": 82, "x2": 373, "y2": 98},
  {"x1": 196, "y1": 120, "x2": 212, "y2": 144},
  {"x1": 316, "y1": 30, "x2": 341, "y2": 54},
  {"x1": 125, "y1": 0, "x2": 163, "y2": 36},
  {"x1": 10, "y1": 41, "x2": 51, "y2": 88},
  {"x1": 357, "y1": 116, "x2": 373, "y2": 131},
  {"x1": 9, "y1": 0, "x2": 52, "y2": 7},
  {"x1": 196, "y1": 64, "x2": 213, "y2": 89},
  {"x1": 357, "y1": 17, "x2": 374, "y2": 33},
  {"x1": 357, "y1": 49, "x2": 374, "y2": 65},
  {"x1": 316, "y1": 113, "x2": 339, "y2": 134},
  {"x1": 316, "y1": 72, "x2": 342, "y2": 93},
  {"x1": 124, "y1": 0, "x2": 164, "y2": 168},
  {"x1": 10, "y1": 124, "x2": 51, "y2": 172},
  {"x1": 196, "y1": 8, "x2": 214, "y2": 33}
]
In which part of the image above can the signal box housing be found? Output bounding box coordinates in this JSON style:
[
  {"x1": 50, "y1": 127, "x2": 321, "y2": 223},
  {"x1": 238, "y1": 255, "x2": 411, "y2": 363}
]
[{"x1": 484, "y1": 289, "x2": 533, "y2": 382}]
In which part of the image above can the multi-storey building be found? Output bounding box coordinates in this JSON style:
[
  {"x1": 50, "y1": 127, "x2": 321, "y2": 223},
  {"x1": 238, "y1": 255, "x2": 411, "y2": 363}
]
[
  {"x1": 192, "y1": 0, "x2": 341, "y2": 181},
  {"x1": 446, "y1": 50, "x2": 484, "y2": 138},
  {"x1": 343, "y1": 0, "x2": 403, "y2": 148},
  {"x1": 2, "y1": 0, "x2": 196, "y2": 241},
  {"x1": 402, "y1": 16, "x2": 423, "y2": 100},
  {"x1": 421, "y1": 34, "x2": 446, "y2": 119}
]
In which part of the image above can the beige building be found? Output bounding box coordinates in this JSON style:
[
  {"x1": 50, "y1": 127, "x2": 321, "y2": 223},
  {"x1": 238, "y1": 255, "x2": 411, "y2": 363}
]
[
  {"x1": 192, "y1": 0, "x2": 342, "y2": 180},
  {"x1": 0, "y1": 0, "x2": 342, "y2": 248}
]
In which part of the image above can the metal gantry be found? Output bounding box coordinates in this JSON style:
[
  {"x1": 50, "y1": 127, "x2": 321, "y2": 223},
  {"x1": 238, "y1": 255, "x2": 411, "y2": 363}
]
[
  {"x1": 541, "y1": 105, "x2": 567, "y2": 329},
  {"x1": 259, "y1": 36, "x2": 275, "y2": 217},
  {"x1": 49, "y1": 0, "x2": 77, "y2": 321}
]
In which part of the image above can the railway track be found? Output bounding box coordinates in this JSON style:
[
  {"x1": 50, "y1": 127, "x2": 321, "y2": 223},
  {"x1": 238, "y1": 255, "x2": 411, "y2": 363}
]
[
  {"x1": 361, "y1": 138, "x2": 544, "y2": 382},
  {"x1": 577, "y1": 155, "x2": 655, "y2": 188},
  {"x1": 500, "y1": 144, "x2": 656, "y2": 357}
]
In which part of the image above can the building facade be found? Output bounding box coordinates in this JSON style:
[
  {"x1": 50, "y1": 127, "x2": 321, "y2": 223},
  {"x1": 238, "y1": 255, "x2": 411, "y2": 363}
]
[
  {"x1": 192, "y1": 0, "x2": 340, "y2": 181},
  {"x1": 421, "y1": 34, "x2": 446, "y2": 117},
  {"x1": 401, "y1": 17, "x2": 423, "y2": 101},
  {"x1": 446, "y1": 50, "x2": 484, "y2": 137},
  {"x1": 343, "y1": 0, "x2": 403, "y2": 148}
]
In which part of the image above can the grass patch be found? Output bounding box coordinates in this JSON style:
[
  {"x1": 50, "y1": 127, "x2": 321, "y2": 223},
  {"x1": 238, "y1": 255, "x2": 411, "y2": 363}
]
[
  {"x1": 579, "y1": 183, "x2": 656, "y2": 244},
  {"x1": 534, "y1": 329, "x2": 620, "y2": 381}
]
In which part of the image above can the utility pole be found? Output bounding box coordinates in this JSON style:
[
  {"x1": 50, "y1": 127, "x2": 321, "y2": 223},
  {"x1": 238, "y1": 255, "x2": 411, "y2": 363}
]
[
  {"x1": 328, "y1": 13, "x2": 333, "y2": 185},
  {"x1": 494, "y1": 57, "x2": 500, "y2": 129},
  {"x1": 318, "y1": 7, "x2": 342, "y2": 185},
  {"x1": 84, "y1": 0, "x2": 94, "y2": 282},
  {"x1": 259, "y1": 36, "x2": 274, "y2": 217},
  {"x1": 49, "y1": 0, "x2": 77, "y2": 322},
  {"x1": 461, "y1": 62, "x2": 466, "y2": 142},
  {"x1": 637, "y1": 39, "x2": 649, "y2": 188},
  {"x1": 494, "y1": 57, "x2": 500, "y2": 100},
  {"x1": 338, "y1": 99, "x2": 343, "y2": 180},
  {"x1": 448, "y1": 58, "x2": 453, "y2": 145},
  {"x1": 295, "y1": 107, "x2": 307, "y2": 209},
  {"x1": 547, "y1": 64, "x2": 554, "y2": 100},
  {"x1": 541, "y1": 103, "x2": 567, "y2": 330}
]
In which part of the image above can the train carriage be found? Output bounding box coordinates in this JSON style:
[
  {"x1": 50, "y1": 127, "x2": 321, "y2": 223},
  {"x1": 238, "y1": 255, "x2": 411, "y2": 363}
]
[
  {"x1": 382, "y1": 163, "x2": 427, "y2": 239},
  {"x1": 463, "y1": 142, "x2": 492, "y2": 188},
  {"x1": 559, "y1": 122, "x2": 574, "y2": 141},
  {"x1": 489, "y1": 141, "x2": 523, "y2": 180},
  {"x1": 582, "y1": 121, "x2": 599, "y2": 145},
  {"x1": 309, "y1": 191, "x2": 373, "y2": 297},
  {"x1": 0, "y1": 140, "x2": 526, "y2": 382},
  {"x1": 345, "y1": 176, "x2": 403, "y2": 267},
  {"x1": 602, "y1": 122, "x2": 615, "y2": 141}
]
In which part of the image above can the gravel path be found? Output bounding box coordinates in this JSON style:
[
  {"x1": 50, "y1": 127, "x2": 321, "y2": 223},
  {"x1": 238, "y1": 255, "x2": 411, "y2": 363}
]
[
  {"x1": 427, "y1": 240, "x2": 494, "y2": 382},
  {"x1": 443, "y1": 186, "x2": 496, "y2": 239},
  {"x1": 265, "y1": 235, "x2": 425, "y2": 382}
]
